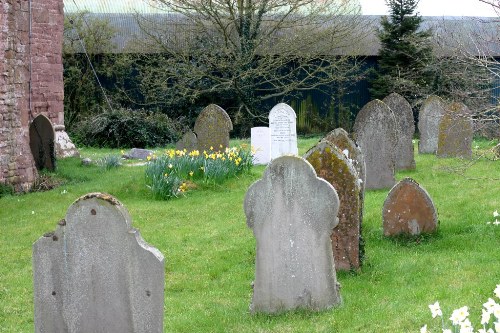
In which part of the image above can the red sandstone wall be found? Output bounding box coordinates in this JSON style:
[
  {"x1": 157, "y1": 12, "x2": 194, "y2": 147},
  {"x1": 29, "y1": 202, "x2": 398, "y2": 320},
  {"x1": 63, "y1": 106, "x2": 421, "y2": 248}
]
[{"x1": 0, "y1": 0, "x2": 64, "y2": 191}]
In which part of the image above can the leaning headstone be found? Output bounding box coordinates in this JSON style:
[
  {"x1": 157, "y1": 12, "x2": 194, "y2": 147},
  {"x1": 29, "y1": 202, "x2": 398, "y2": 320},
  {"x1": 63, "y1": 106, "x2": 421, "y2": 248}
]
[
  {"x1": 194, "y1": 104, "x2": 233, "y2": 152},
  {"x1": 244, "y1": 156, "x2": 341, "y2": 313},
  {"x1": 123, "y1": 148, "x2": 153, "y2": 160},
  {"x1": 269, "y1": 103, "x2": 298, "y2": 159},
  {"x1": 353, "y1": 99, "x2": 397, "y2": 190},
  {"x1": 383, "y1": 93, "x2": 416, "y2": 170},
  {"x1": 251, "y1": 127, "x2": 271, "y2": 165},
  {"x1": 382, "y1": 178, "x2": 438, "y2": 236},
  {"x1": 33, "y1": 193, "x2": 165, "y2": 333},
  {"x1": 437, "y1": 102, "x2": 473, "y2": 159},
  {"x1": 175, "y1": 130, "x2": 198, "y2": 152},
  {"x1": 418, "y1": 95, "x2": 446, "y2": 154},
  {"x1": 304, "y1": 141, "x2": 362, "y2": 271}
]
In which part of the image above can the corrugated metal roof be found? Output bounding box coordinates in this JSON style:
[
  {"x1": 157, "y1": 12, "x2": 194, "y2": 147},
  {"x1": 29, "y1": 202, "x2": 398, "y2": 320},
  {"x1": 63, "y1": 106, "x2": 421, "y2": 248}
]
[{"x1": 64, "y1": 0, "x2": 164, "y2": 13}]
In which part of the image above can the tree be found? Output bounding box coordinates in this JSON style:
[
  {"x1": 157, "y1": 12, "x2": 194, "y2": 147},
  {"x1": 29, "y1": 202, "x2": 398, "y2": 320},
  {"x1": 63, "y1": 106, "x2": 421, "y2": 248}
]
[
  {"x1": 135, "y1": 0, "x2": 369, "y2": 134},
  {"x1": 369, "y1": 0, "x2": 433, "y2": 103}
]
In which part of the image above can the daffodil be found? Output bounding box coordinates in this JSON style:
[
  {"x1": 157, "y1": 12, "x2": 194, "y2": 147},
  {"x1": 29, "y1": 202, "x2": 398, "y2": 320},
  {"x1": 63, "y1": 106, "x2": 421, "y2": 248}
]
[
  {"x1": 189, "y1": 171, "x2": 194, "y2": 177},
  {"x1": 493, "y1": 210, "x2": 499, "y2": 217},
  {"x1": 442, "y1": 330, "x2": 452, "y2": 333},
  {"x1": 429, "y1": 301, "x2": 442, "y2": 318},
  {"x1": 450, "y1": 306, "x2": 469, "y2": 325},
  {"x1": 494, "y1": 284, "x2": 500, "y2": 299},
  {"x1": 168, "y1": 163, "x2": 173, "y2": 169},
  {"x1": 420, "y1": 324, "x2": 427, "y2": 333},
  {"x1": 481, "y1": 308, "x2": 492, "y2": 324},
  {"x1": 484, "y1": 298, "x2": 497, "y2": 313}
]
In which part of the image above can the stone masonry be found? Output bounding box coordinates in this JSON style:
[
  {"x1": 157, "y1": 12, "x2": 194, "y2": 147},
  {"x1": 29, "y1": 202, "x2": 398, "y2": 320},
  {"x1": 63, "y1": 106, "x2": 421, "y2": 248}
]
[{"x1": 1, "y1": 0, "x2": 65, "y2": 191}]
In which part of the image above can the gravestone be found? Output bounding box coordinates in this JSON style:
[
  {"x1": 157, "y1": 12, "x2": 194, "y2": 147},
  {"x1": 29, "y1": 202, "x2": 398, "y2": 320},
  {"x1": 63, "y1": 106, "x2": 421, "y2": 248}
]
[
  {"x1": 418, "y1": 95, "x2": 446, "y2": 154},
  {"x1": 194, "y1": 104, "x2": 233, "y2": 152},
  {"x1": 251, "y1": 127, "x2": 271, "y2": 165},
  {"x1": 304, "y1": 141, "x2": 362, "y2": 271},
  {"x1": 175, "y1": 130, "x2": 198, "y2": 152},
  {"x1": 382, "y1": 178, "x2": 438, "y2": 236},
  {"x1": 383, "y1": 93, "x2": 416, "y2": 170},
  {"x1": 353, "y1": 99, "x2": 397, "y2": 190},
  {"x1": 269, "y1": 103, "x2": 298, "y2": 159},
  {"x1": 437, "y1": 102, "x2": 473, "y2": 159},
  {"x1": 244, "y1": 156, "x2": 341, "y2": 313},
  {"x1": 29, "y1": 114, "x2": 56, "y2": 171},
  {"x1": 123, "y1": 148, "x2": 154, "y2": 160},
  {"x1": 33, "y1": 193, "x2": 165, "y2": 333}
]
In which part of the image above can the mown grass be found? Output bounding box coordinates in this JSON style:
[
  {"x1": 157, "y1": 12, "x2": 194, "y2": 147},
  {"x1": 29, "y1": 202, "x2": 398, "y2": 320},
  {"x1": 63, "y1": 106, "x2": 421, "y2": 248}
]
[{"x1": 0, "y1": 137, "x2": 499, "y2": 333}]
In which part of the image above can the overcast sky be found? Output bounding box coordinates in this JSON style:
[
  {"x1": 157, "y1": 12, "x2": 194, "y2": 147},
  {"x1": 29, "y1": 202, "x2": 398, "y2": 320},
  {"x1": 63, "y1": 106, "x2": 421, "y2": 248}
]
[{"x1": 359, "y1": 0, "x2": 498, "y2": 17}]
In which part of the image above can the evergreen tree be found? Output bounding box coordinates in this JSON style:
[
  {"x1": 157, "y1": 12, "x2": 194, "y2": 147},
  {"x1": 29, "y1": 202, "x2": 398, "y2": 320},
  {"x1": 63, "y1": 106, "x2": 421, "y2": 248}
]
[{"x1": 369, "y1": 0, "x2": 433, "y2": 103}]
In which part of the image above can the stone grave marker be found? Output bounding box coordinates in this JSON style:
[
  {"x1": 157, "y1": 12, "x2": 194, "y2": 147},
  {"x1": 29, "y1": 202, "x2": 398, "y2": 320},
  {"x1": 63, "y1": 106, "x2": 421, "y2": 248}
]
[
  {"x1": 123, "y1": 148, "x2": 153, "y2": 160},
  {"x1": 269, "y1": 103, "x2": 298, "y2": 159},
  {"x1": 304, "y1": 141, "x2": 363, "y2": 271},
  {"x1": 33, "y1": 193, "x2": 165, "y2": 333},
  {"x1": 437, "y1": 102, "x2": 473, "y2": 159},
  {"x1": 418, "y1": 95, "x2": 446, "y2": 154},
  {"x1": 382, "y1": 178, "x2": 438, "y2": 236},
  {"x1": 251, "y1": 127, "x2": 271, "y2": 165},
  {"x1": 383, "y1": 93, "x2": 416, "y2": 170},
  {"x1": 29, "y1": 114, "x2": 56, "y2": 171},
  {"x1": 175, "y1": 130, "x2": 198, "y2": 152},
  {"x1": 194, "y1": 104, "x2": 233, "y2": 152},
  {"x1": 244, "y1": 156, "x2": 341, "y2": 313},
  {"x1": 353, "y1": 99, "x2": 397, "y2": 190}
]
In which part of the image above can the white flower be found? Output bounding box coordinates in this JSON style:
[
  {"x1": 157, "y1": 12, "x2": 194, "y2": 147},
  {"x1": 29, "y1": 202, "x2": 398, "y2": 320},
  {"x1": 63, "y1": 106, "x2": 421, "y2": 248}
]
[
  {"x1": 482, "y1": 308, "x2": 492, "y2": 324},
  {"x1": 494, "y1": 210, "x2": 499, "y2": 217},
  {"x1": 484, "y1": 298, "x2": 497, "y2": 313},
  {"x1": 450, "y1": 306, "x2": 469, "y2": 325},
  {"x1": 420, "y1": 324, "x2": 428, "y2": 333},
  {"x1": 494, "y1": 321, "x2": 500, "y2": 333},
  {"x1": 459, "y1": 318, "x2": 473, "y2": 333},
  {"x1": 493, "y1": 303, "x2": 500, "y2": 320},
  {"x1": 429, "y1": 301, "x2": 443, "y2": 318},
  {"x1": 495, "y1": 285, "x2": 500, "y2": 299},
  {"x1": 342, "y1": 149, "x2": 349, "y2": 158},
  {"x1": 477, "y1": 328, "x2": 494, "y2": 333},
  {"x1": 31, "y1": 211, "x2": 35, "y2": 215},
  {"x1": 493, "y1": 219, "x2": 500, "y2": 226},
  {"x1": 442, "y1": 329, "x2": 452, "y2": 333}
]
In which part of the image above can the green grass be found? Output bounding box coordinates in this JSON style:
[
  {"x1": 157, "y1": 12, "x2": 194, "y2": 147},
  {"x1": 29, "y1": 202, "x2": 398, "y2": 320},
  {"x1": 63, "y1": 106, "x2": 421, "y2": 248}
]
[{"x1": 1, "y1": 137, "x2": 499, "y2": 333}]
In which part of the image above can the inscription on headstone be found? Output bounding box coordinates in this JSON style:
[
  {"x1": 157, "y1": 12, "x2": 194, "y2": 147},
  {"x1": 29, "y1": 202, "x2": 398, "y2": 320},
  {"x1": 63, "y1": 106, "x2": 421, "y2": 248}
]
[
  {"x1": 304, "y1": 141, "x2": 363, "y2": 271},
  {"x1": 194, "y1": 104, "x2": 233, "y2": 152},
  {"x1": 418, "y1": 95, "x2": 446, "y2": 154},
  {"x1": 244, "y1": 156, "x2": 341, "y2": 313},
  {"x1": 269, "y1": 103, "x2": 298, "y2": 159},
  {"x1": 353, "y1": 100, "x2": 397, "y2": 190},
  {"x1": 251, "y1": 127, "x2": 271, "y2": 165},
  {"x1": 33, "y1": 193, "x2": 165, "y2": 333},
  {"x1": 382, "y1": 178, "x2": 438, "y2": 236},
  {"x1": 383, "y1": 93, "x2": 416, "y2": 170}
]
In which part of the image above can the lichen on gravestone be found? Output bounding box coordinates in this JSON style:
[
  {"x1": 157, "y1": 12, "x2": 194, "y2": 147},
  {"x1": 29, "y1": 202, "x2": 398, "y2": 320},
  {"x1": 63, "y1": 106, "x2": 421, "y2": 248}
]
[
  {"x1": 194, "y1": 104, "x2": 233, "y2": 152},
  {"x1": 418, "y1": 95, "x2": 446, "y2": 154},
  {"x1": 437, "y1": 102, "x2": 473, "y2": 159}
]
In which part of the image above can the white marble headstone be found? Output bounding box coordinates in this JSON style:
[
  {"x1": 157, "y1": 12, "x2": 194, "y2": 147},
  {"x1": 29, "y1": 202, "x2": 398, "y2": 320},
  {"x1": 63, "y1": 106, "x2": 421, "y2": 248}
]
[
  {"x1": 269, "y1": 103, "x2": 298, "y2": 159},
  {"x1": 251, "y1": 127, "x2": 271, "y2": 165}
]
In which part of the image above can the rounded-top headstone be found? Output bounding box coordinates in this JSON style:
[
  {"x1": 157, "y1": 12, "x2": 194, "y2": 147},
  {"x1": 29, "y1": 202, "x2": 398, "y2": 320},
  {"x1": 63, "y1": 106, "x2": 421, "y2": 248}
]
[
  {"x1": 304, "y1": 141, "x2": 363, "y2": 271},
  {"x1": 418, "y1": 95, "x2": 446, "y2": 154},
  {"x1": 382, "y1": 93, "x2": 416, "y2": 170},
  {"x1": 175, "y1": 130, "x2": 198, "y2": 152},
  {"x1": 244, "y1": 156, "x2": 341, "y2": 313},
  {"x1": 269, "y1": 103, "x2": 298, "y2": 159},
  {"x1": 382, "y1": 178, "x2": 438, "y2": 236},
  {"x1": 194, "y1": 104, "x2": 233, "y2": 152},
  {"x1": 437, "y1": 102, "x2": 473, "y2": 159},
  {"x1": 353, "y1": 99, "x2": 397, "y2": 190}
]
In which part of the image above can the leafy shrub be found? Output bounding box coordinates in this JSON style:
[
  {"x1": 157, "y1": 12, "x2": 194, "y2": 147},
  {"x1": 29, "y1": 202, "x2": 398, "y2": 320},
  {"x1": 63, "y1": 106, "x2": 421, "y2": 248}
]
[
  {"x1": 71, "y1": 107, "x2": 183, "y2": 148},
  {"x1": 0, "y1": 182, "x2": 14, "y2": 198},
  {"x1": 145, "y1": 145, "x2": 253, "y2": 200}
]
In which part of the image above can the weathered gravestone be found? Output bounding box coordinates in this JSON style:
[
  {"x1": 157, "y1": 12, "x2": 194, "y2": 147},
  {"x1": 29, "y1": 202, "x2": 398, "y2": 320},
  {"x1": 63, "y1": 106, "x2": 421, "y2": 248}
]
[
  {"x1": 383, "y1": 93, "x2": 416, "y2": 170},
  {"x1": 269, "y1": 103, "x2": 298, "y2": 159},
  {"x1": 437, "y1": 102, "x2": 473, "y2": 159},
  {"x1": 29, "y1": 114, "x2": 56, "y2": 171},
  {"x1": 194, "y1": 104, "x2": 233, "y2": 152},
  {"x1": 244, "y1": 156, "x2": 341, "y2": 313},
  {"x1": 418, "y1": 95, "x2": 446, "y2": 154},
  {"x1": 33, "y1": 193, "x2": 165, "y2": 333},
  {"x1": 175, "y1": 130, "x2": 198, "y2": 152},
  {"x1": 353, "y1": 99, "x2": 397, "y2": 190},
  {"x1": 123, "y1": 148, "x2": 153, "y2": 160},
  {"x1": 304, "y1": 141, "x2": 363, "y2": 271},
  {"x1": 382, "y1": 178, "x2": 438, "y2": 236},
  {"x1": 251, "y1": 127, "x2": 271, "y2": 165}
]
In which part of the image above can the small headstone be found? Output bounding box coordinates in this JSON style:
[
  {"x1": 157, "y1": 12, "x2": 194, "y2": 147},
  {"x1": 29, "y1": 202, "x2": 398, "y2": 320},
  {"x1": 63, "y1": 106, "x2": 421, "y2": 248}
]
[
  {"x1": 194, "y1": 104, "x2": 233, "y2": 152},
  {"x1": 353, "y1": 99, "x2": 397, "y2": 190},
  {"x1": 175, "y1": 130, "x2": 198, "y2": 152},
  {"x1": 418, "y1": 95, "x2": 446, "y2": 154},
  {"x1": 382, "y1": 178, "x2": 438, "y2": 236},
  {"x1": 251, "y1": 127, "x2": 271, "y2": 165},
  {"x1": 304, "y1": 141, "x2": 362, "y2": 271},
  {"x1": 54, "y1": 125, "x2": 80, "y2": 158},
  {"x1": 437, "y1": 102, "x2": 473, "y2": 159},
  {"x1": 269, "y1": 103, "x2": 298, "y2": 159},
  {"x1": 33, "y1": 193, "x2": 165, "y2": 333},
  {"x1": 382, "y1": 93, "x2": 416, "y2": 170},
  {"x1": 124, "y1": 148, "x2": 154, "y2": 160},
  {"x1": 244, "y1": 156, "x2": 341, "y2": 313},
  {"x1": 29, "y1": 114, "x2": 56, "y2": 171}
]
